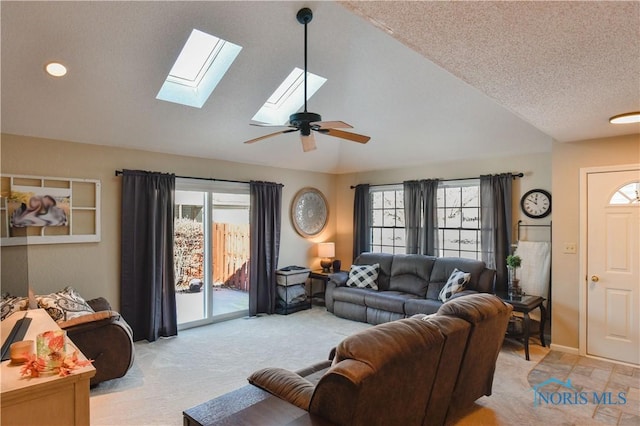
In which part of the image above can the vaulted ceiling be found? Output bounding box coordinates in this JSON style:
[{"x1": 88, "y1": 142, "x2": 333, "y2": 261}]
[{"x1": 1, "y1": 1, "x2": 638, "y2": 174}]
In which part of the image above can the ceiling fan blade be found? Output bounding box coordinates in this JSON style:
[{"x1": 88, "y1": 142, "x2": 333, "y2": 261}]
[
  {"x1": 312, "y1": 121, "x2": 353, "y2": 129},
  {"x1": 301, "y1": 133, "x2": 317, "y2": 152},
  {"x1": 318, "y1": 128, "x2": 370, "y2": 144},
  {"x1": 250, "y1": 122, "x2": 293, "y2": 128},
  {"x1": 244, "y1": 129, "x2": 297, "y2": 144}
]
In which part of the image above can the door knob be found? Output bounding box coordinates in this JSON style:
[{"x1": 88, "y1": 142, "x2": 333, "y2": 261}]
[{"x1": 591, "y1": 275, "x2": 600, "y2": 282}]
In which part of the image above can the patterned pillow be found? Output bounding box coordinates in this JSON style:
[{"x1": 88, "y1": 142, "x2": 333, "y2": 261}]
[
  {"x1": 346, "y1": 264, "x2": 379, "y2": 290},
  {"x1": 1, "y1": 294, "x2": 28, "y2": 321},
  {"x1": 439, "y1": 268, "x2": 471, "y2": 302},
  {"x1": 37, "y1": 286, "x2": 95, "y2": 322}
]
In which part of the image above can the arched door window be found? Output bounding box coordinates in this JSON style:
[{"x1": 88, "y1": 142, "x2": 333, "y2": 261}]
[{"x1": 609, "y1": 181, "x2": 640, "y2": 205}]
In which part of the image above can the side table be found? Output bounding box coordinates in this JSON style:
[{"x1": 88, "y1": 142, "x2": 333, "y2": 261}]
[
  {"x1": 1, "y1": 309, "x2": 95, "y2": 425},
  {"x1": 308, "y1": 270, "x2": 332, "y2": 306},
  {"x1": 496, "y1": 292, "x2": 546, "y2": 361}
]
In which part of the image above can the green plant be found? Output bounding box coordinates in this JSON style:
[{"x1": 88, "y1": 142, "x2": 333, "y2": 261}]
[{"x1": 506, "y1": 254, "x2": 522, "y2": 269}]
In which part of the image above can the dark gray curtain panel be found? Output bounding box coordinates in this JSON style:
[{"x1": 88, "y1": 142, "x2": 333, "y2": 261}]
[
  {"x1": 480, "y1": 173, "x2": 513, "y2": 293},
  {"x1": 352, "y1": 184, "x2": 370, "y2": 260},
  {"x1": 120, "y1": 170, "x2": 177, "y2": 342},
  {"x1": 249, "y1": 181, "x2": 282, "y2": 316},
  {"x1": 404, "y1": 181, "x2": 422, "y2": 254},
  {"x1": 404, "y1": 179, "x2": 439, "y2": 255}
]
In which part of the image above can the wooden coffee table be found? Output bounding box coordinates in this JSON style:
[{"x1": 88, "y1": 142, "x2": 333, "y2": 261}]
[{"x1": 496, "y1": 292, "x2": 546, "y2": 360}]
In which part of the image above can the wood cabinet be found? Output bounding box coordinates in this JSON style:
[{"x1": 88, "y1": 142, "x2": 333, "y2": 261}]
[{"x1": 1, "y1": 309, "x2": 96, "y2": 425}]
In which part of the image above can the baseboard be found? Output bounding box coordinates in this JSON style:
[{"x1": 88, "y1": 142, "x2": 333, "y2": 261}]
[{"x1": 549, "y1": 343, "x2": 579, "y2": 355}]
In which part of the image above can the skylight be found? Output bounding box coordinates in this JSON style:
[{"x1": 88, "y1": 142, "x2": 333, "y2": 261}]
[
  {"x1": 156, "y1": 29, "x2": 242, "y2": 108},
  {"x1": 252, "y1": 67, "x2": 327, "y2": 125}
]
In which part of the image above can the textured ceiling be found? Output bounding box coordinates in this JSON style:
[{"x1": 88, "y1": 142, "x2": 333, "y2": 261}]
[
  {"x1": 1, "y1": 1, "x2": 638, "y2": 175},
  {"x1": 341, "y1": 0, "x2": 640, "y2": 143}
]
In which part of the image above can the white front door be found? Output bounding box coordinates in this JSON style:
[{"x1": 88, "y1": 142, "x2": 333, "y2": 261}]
[{"x1": 586, "y1": 167, "x2": 640, "y2": 365}]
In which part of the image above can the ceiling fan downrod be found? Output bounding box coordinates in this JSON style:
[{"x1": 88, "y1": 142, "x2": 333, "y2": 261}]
[
  {"x1": 243, "y1": 7, "x2": 370, "y2": 149},
  {"x1": 290, "y1": 8, "x2": 319, "y2": 136},
  {"x1": 297, "y1": 8, "x2": 313, "y2": 114}
]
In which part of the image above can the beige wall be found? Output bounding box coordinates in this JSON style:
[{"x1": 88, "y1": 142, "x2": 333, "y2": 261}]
[
  {"x1": 550, "y1": 134, "x2": 640, "y2": 351},
  {"x1": 334, "y1": 152, "x2": 553, "y2": 264},
  {"x1": 0, "y1": 133, "x2": 336, "y2": 309},
  {"x1": 8, "y1": 131, "x2": 635, "y2": 353},
  {"x1": 2, "y1": 133, "x2": 552, "y2": 310}
]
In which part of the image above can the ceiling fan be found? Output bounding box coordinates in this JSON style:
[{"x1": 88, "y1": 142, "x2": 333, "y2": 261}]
[{"x1": 244, "y1": 7, "x2": 370, "y2": 152}]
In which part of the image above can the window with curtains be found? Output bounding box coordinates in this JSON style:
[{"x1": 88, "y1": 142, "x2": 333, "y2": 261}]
[
  {"x1": 369, "y1": 179, "x2": 481, "y2": 258},
  {"x1": 369, "y1": 186, "x2": 406, "y2": 254},
  {"x1": 437, "y1": 180, "x2": 481, "y2": 259}
]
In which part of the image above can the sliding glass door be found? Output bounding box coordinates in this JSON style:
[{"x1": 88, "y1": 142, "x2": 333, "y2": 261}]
[{"x1": 174, "y1": 179, "x2": 250, "y2": 329}]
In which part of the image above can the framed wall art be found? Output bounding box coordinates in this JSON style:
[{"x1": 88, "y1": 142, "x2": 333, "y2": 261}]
[
  {"x1": 1, "y1": 174, "x2": 101, "y2": 246},
  {"x1": 291, "y1": 187, "x2": 328, "y2": 238}
]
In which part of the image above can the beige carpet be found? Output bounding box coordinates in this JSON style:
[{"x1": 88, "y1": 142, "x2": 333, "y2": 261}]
[{"x1": 90, "y1": 307, "x2": 639, "y2": 425}]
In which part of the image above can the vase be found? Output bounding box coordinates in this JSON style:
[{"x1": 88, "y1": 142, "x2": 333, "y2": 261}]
[
  {"x1": 332, "y1": 259, "x2": 341, "y2": 272},
  {"x1": 36, "y1": 330, "x2": 66, "y2": 372},
  {"x1": 507, "y1": 267, "x2": 522, "y2": 296}
]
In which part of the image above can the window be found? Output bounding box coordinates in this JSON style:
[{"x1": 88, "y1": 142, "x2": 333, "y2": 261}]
[
  {"x1": 174, "y1": 179, "x2": 250, "y2": 330},
  {"x1": 252, "y1": 67, "x2": 327, "y2": 125},
  {"x1": 156, "y1": 29, "x2": 242, "y2": 108},
  {"x1": 368, "y1": 179, "x2": 482, "y2": 259},
  {"x1": 369, "y1": 186, "x2": 405, "y2": 254},
  {"x1": 437, "y1": 180, "x2": 481, "y2": 259},
  {"x1": 609, "y1": 182, "x2": 640, "y2": 205}
]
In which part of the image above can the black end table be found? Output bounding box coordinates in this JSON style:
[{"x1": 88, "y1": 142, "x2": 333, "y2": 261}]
[
  {"x1": 496, "y1": 292, "x2": 546, "y2": 360},
  {"x1": 308, "y1": 270, "x2": 332, "y2": 306}
]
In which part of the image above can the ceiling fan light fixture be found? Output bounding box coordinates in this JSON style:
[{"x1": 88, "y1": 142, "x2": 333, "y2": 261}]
[
  {"x1": 609, "y1": 112, "x2": 640, "y2": 124},
  {"x1": 301, "y1": 133, "x2": 316, "y2": 152}
]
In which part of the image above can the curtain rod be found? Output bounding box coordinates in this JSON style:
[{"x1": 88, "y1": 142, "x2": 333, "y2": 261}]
[
  {"x1": 349, "y1": 172, "x2": 523, "y2": 189},
  {"x1": 114, "y1": 170, "x2": 252, "y2": 185}
]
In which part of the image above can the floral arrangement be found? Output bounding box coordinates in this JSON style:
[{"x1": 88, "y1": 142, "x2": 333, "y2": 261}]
[
  {"x1": 20, "y1": 350, "x2": 93, "y2": 378},
  {"x1": 19, "y1": 330, "x2": 93, "y2": 378}
]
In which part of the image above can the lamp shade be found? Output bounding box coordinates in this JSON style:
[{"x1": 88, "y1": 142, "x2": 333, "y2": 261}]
[{"x1": 318, "y1": 242, "x2": 335, "y2": 258}]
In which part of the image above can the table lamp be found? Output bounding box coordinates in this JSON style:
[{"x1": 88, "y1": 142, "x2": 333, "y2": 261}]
[{"x1": 318, "y1": 242, "x2": 335, "y2": 273}]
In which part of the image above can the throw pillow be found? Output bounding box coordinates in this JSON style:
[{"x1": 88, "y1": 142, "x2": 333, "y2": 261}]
[
  {"x1": 346, "y1": 263, "x2": 379, "y2": 290},
  {"x1": 37, "y1": 286, "x2": 95, "y2": 322},
  {"x1": 439, "y1": 268, "x2": 471, "y2": 302},
  {"x1": 1, "y1": 294, "x2": 28, "y2": 321},
  {"x1": 57, "y1": 310, "x2": 115, "y2": 329}
]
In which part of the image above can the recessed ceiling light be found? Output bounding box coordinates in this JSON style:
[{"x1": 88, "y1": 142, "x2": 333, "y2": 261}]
[
  {"x1": 609, "y1": 112, "x2": 640, "y2": 124},
  {"x1": 45, "y1": 62, "x2": 67, "y2": 77}
]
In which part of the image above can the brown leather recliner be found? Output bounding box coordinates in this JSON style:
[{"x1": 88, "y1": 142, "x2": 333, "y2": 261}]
[
  {"x1": 59, "y1": 297, "x2": 135, "y2": 386},
  {"x1": 250, "y1": 317, "x2": 448, "y2": 426},
  {"x1": 247, "y1": 293, "x2": 511, "y2": 426},
  {"x1": 436, "y1": 293, "x2": 513, "y2": 420}
]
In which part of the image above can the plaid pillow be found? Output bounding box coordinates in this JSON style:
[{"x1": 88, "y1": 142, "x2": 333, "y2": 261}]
[
  {"x1": 346, "y1": 264, "x2": 379, "y2": 290},
  {"x1": 439, "y1": 268, "x2": 471, "y2": 302}
]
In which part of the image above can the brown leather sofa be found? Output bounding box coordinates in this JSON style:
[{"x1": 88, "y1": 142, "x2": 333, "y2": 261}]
[
  {"x1": 183, "y1": 293, "x2": 512, "y2": 426},
  {"x1": 60, "y1": 297, "x2": 135, "y2": 386}
]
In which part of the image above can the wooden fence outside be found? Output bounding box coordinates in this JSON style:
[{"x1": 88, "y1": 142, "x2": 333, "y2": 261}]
[{"x1": 213, "y1": 223, "x2": 250, "y2": 292}]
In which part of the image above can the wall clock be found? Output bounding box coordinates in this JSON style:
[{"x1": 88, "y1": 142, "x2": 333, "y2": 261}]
[
  {"x1": 291, "y1": 187, "x2": 328, "y2": 237},
  {"x1": 520, "y1": 189, "x2": 552, "y2": 219}
]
